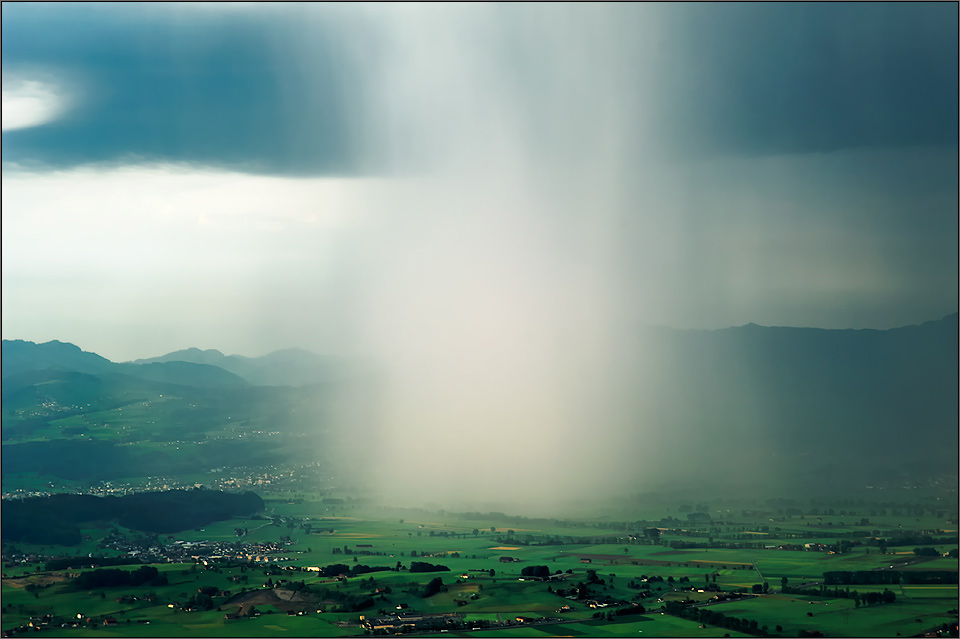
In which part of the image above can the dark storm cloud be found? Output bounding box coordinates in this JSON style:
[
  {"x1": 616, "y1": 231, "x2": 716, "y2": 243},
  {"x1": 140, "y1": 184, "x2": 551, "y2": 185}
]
[
  {"x1": 3, "y1": 3, "x2": 956, "y2": 174},
  {"x1": 655, "y1": 2, "x2": 958, "y2": 157},
  {"x1": 3, "y1": 4, "x2": 956, "y2": 508},
  {"x1": 1, "y1": 4, "x2": 362, "y2": 174}
]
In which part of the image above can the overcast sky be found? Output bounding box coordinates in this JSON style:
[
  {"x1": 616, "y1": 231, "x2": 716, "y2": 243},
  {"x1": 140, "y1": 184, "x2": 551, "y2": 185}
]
[{"x1": 2, "y1": 2, "x2": 957, "y2": 363}]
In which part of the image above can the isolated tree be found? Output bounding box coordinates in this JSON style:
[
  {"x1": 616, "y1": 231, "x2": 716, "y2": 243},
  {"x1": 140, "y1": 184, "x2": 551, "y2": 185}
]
[{"x1": 422, "y1": 577, "x2": 445, "y2": 598}]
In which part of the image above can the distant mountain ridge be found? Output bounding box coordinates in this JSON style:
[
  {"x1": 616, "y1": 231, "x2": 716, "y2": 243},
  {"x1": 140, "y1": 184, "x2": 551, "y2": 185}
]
[
  {"x1": 2, "y1": 339, "x2": 114, "y2": 376},
  {"x1": 130, "y1": 346, "x2": 343, "y2": 387},
  {"x1": 629, "y1": 312, "x2": 958, "y2": 483},
  {"x1": 1, "y1": 339, "x2": 246, "y2": 389},
  {"x1": 135, "y1": 347, "x2": 228, "y2": 367},
  {"x1": 1, "y1": 313, "x2": 956, "y2": 490},
  {"x1": 1, "y1": 339, "x2": 347, "y2": 388}
]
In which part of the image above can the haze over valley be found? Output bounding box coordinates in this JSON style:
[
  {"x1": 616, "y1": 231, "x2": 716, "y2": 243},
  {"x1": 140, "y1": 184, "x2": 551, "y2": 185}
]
[
  {"x1": 2, "y1": 4, "x2": 957, "y2": 637},
  {"x1": 4, "y1": 312, "x2": 955, "y2": 513}
]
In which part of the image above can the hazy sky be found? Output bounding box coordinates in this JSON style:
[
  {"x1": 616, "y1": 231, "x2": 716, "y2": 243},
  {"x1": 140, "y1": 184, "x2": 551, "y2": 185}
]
[{"x1": 2, "y1": 2, "x2": 957, "y2": 364}]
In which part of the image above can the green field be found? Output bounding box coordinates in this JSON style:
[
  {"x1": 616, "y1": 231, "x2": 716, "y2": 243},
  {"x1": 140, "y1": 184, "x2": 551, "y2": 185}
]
[{"x1": 2, "y1": 491, "x2": 957, "y2": 638}]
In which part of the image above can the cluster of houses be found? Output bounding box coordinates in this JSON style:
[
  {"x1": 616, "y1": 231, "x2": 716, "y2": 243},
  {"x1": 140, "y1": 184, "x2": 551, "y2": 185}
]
[
  {"x1": 3, "y1": 614, "x2": 152, "y2": 637},
  {"x1": 358, "y1": 612, "x2": 562, "y2": 634},
  {"x1": 517, "y1": 572, "x2": 568, "y2": 583},
  {"x1": 359, "y1": 612, "x2": 462, "y2": 633},
  {"x1": 80, "y1": 536, "x2": 294, "y2": 566}
]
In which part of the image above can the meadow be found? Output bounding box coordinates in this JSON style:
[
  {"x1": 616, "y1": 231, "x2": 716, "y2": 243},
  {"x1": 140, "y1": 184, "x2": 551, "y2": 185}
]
[{"x1": 2, "y1": 491, "x2": 957, "y2": 638}]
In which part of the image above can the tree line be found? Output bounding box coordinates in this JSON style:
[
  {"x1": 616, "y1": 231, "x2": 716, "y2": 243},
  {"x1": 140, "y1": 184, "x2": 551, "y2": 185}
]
[
  {"x1": 663, "y1": 600, "x2": 768, "y2": 636},
  {"x1": 782, "y1": 584, "x2": 896, "y2": 606},
  {"x1": 2, "y1": 488, "x2": 264, "y2": 545},
  {"x1": 823, "y1": 570, "x2": 958, "y2": 585}
]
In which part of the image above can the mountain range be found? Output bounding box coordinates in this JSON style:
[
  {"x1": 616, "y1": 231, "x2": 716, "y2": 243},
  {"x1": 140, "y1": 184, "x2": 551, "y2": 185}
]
[
  {"x1": 2, "y1": 314, "x2": 956, "y2": 491},
  {"x1": 1, "y1": 339, "x2": 343, "y2": 388},
  {"x1": 129, "y1": 346, "x2": 344, "y2": 387}
]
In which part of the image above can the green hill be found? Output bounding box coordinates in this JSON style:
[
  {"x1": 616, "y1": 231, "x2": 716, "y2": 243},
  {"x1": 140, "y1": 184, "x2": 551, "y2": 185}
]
[
  {"x1": 2, "y1": 339, "x2": 248, "y2": 389},
  {"x1": 131, "y1": 346, "x2": 345, "y2": 386}
]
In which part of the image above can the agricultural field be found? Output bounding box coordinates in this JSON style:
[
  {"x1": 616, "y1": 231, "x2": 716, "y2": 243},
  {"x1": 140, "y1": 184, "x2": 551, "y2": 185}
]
[{"x1": 2, "y1": 488, "x2": 957, "y2": 638}]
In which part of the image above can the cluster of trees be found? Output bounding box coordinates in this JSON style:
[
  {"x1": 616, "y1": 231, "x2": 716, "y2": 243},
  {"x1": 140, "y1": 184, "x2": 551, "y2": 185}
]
[
  {"x1": 520, "y1": 565, "x2": 552, "y2": 578},
  {"x1": 314, "y1": 564, "x2": 393, "y2": 578},
  {"x1": 553, "y1": 579, "x2": 605, "y2": 601},
  {"x1": 824, "y1": 570, "x2": 957, "y2": 585},
  {"x1": 422, "y1": 577, "x2": 446, "y2": 598},
  {"x1": 875, "y1": 534, "x2": 958, "y2": 552},
  {"x1": 553, "y1": 585, "x2": 587, "y2": 600},
  {"x1": 782, "y1": 584, "x2": 895, "y2": 605},
  {"x1": 664, "y1": 600, "x2": 766, "y2": 636},
  {"x1": 184, "y1": 586, "x2": 221, "y2": 611},
  {"x1": 74, "y1": 566, "x2": 167, "y2": 589},
  {"x1": 627, "y1": 575, "x2": 672, "y2": 590},
  {"x1": 409, "y1": 562, "x2": 450, "y2": 573},
  {"x1": 114, "y1": 489, "x2": 264, "y2": 533},
  {"x1": 2, "y1": 489, "x2": 264, "y2": 544},
  {"x1": 408, "y1": 550, "x2": 460, "y2": 559}
]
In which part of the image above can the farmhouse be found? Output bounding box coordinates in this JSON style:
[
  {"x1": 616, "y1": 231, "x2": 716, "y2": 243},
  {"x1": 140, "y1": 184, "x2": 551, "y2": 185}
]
[{"x1": 499, "y1": 556, "x2": 517, "y2": 563}]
